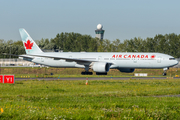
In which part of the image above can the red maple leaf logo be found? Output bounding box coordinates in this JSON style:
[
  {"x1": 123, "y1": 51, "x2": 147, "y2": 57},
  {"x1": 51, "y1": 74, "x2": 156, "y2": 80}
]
[
  {"x1": 24, "y1": 40, "x2": 33, "y2": 49},
  {"x1": 151, "y1": 55, "x2": 156, "y2": 59}
]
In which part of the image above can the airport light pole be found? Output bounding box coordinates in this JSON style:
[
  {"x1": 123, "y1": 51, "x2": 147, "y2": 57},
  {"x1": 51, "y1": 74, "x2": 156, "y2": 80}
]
[
  {"x1": 9, "y1": 43, "x2": 12, "y2": 66},
  {"x1": 10, "y1": 43, "x2": 12, "y2": 59}
]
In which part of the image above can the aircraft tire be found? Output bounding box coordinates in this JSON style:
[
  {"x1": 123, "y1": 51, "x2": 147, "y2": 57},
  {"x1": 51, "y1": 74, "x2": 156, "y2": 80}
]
[
  {"x1": 81, "y1": 72, "x2": 93, "y2": 75},
  {"x1": 96, "y1": 72, "x2": 107, "y2": 75},
  {"x1": 163, "y1": 73, "x2": 167, "y2": 76}
]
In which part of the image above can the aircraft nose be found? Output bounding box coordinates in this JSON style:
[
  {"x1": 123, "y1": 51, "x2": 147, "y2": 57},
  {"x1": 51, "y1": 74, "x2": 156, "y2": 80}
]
[{"x1": 175, "y1": 60, "x2": 179, "y2": 65}]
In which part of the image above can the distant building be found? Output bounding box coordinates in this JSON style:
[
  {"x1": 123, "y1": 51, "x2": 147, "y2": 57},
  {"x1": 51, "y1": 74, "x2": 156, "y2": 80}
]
[
  {"x1": 95, "y1": 24, "x2": 105, "y2": 40},
  {"x1": 0, "y1": 59, "x2": 33, "y2": 67}
]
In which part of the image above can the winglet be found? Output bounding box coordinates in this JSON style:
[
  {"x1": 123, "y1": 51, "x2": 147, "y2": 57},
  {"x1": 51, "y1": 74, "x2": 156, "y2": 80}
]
[{"x1": 19, "y1": 28, "x2": 43, "y2": 54}]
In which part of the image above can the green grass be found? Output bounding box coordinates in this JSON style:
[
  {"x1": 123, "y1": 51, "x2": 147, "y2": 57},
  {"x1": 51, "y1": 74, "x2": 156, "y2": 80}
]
[
  {"x1": 0, "y1": 67, "x2": 180, "y2": 78},
  {"x1": 1, "y1": 79, "x2": 180, "y2": 119}
]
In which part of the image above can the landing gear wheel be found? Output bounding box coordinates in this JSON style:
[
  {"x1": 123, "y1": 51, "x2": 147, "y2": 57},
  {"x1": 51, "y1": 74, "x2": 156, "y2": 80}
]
[
  {"x1": 163, "y1": 72, "x2": 167, "y2": 76},
  {"x1": 96, "y1": 72, "x2": 107, "y2": 75},
  {"x1": 163, "y1": 68, "x2": 169, "y2": 76},
  {"x1": 81, "y1": 72, "x2": 93, "y2": 75}
]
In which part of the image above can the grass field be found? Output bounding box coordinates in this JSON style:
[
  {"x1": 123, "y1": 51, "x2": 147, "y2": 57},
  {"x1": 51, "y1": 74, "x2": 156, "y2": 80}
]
[
  {"x1": 0, "y1": 67, "x2": 180, "y2": 78},
  {"x1": 1, "y1": 79, "x2": 180, "y2": 119}
]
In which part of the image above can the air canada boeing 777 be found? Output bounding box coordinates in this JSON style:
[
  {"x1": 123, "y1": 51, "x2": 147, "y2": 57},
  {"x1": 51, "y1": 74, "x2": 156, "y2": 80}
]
[{"x1": 18, "y1": 28, "x2": 178, "y2": 76}]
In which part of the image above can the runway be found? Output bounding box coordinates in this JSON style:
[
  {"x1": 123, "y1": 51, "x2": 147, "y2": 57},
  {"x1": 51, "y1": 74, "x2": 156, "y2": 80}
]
[{"x1": 15, "y1": 77, "x2": 180, "y2": 81}]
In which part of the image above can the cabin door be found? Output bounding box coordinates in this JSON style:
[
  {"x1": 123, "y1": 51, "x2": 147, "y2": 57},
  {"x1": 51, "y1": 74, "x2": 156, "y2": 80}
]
[
  {"x1": 157, "y1": 56, "x2": 161, "y2": 63},
  {"x1": 41, "y1": 57, "x2": 44, "y2": 62},
  {"x1": 133, "y1": 58, "x2": 137, "y2": 63},
  {"x1": 98, "y1": 56, "x2": 102, "y2": 61}
]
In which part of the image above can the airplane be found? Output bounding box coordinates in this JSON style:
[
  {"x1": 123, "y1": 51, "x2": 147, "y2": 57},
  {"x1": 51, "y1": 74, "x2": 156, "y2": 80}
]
[{"x1": 18, "y1": 28, "x2": 178, "y2": 76}]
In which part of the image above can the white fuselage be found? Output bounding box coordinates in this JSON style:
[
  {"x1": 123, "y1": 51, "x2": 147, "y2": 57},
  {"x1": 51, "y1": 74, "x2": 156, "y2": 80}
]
[{"x1": 25, "y1": 52, "x2": 178, "y2": 69}]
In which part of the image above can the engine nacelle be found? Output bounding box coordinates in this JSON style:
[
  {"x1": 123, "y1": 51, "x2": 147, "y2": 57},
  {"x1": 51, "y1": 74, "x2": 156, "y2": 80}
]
[
  {"x1": 92, "y1": 62, "x2": 110, "y2": 73},
  {"x1": 118, "y1": 68, "x2": 135, "y2": 73}
]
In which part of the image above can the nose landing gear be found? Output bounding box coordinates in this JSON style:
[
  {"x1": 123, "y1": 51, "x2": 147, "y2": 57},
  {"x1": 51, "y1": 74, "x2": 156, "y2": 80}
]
[
  {"x1": 163, "y1": 67, "x2": 169, "y2": 76},
  {"x1": 163, "y1": 72, "x2": 167, "y2": 76}
]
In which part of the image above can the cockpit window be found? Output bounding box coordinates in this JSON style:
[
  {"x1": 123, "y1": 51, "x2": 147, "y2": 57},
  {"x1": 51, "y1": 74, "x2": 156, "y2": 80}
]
[{"x1": 169, "y1": 58, "x2": 175, "y2": 60}]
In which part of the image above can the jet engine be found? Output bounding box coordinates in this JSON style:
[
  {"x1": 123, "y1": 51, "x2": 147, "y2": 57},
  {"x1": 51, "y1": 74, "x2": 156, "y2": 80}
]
[
  {"x1": 117, "y1": 68, "x2": 135, "y2": 73},
  {"x1": 92, "y1": 62, "x2": 110, "y2": 73}
]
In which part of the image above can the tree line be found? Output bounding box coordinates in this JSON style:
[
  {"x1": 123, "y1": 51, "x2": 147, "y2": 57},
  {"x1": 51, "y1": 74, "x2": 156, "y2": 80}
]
[{"x1": 0, "y1": 32, "x2": 180, "y2": 58}]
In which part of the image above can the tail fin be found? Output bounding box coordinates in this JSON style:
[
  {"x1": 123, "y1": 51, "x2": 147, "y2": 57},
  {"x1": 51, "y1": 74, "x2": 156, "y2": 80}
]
[{"x1": 19, "y1": 28, "x2": 43, "y2": 54}]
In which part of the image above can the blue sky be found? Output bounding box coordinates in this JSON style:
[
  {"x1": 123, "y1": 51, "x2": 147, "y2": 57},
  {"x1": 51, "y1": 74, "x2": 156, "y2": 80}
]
[{"x1": 0, "y1": 0, "x2": 180, "y2": 41}]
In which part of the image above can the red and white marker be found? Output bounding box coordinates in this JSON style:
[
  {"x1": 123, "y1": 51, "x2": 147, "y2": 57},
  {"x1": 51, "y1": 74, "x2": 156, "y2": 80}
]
[
  {"x1": 0, "y1": 75, "x2": 3, "y2": 83},
  {"x1": 86, "y1": 78, "x2": 88, "y2": 85},
  {"x1": 4, "y1": 75, "x2": 15, "y2": 84}
]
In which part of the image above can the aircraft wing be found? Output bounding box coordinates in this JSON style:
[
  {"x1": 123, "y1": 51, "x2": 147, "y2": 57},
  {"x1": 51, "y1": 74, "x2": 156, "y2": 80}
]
[
  {"x1": 25, "y1": 54, "x2": 114, "y2": 65},
  {"x1": 2, "y1": 53, "x2": 94, "y2": 62},
  {"x1": 3, "y1": 53, "x2": 114, "y2": 65}
]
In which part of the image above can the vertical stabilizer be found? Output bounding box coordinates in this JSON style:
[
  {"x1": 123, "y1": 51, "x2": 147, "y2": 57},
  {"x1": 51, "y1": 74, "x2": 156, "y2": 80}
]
[{"x1": 19, "y1": 28, "x2": 43, "y2": 54}]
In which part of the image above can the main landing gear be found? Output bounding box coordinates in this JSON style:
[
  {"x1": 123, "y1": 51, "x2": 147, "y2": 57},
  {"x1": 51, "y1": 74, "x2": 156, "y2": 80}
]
[
  {"x1": 81, "y1": 72, "x2": 107, "y2": 75},
  {"x1": 96, "y1": 72, "x2": 107, "y2": 75},
  {"x1": 81, "y1": 71, "x2": 93, "y2": 75},
  {"x1": 81, "y1": 66, "x2": 107, "y2": 75},
  {"x1": 162, "y1": 67, "x2": 169, "y2": 76},
  {"x1": 81, "y1": 66, "x2": 93, "y2": 75}
]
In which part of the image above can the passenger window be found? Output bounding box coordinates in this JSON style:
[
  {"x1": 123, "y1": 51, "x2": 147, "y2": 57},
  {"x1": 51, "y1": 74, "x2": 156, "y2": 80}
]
[{"x1": 169, "y1": 58, "x2": 175, "y2": 60}]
